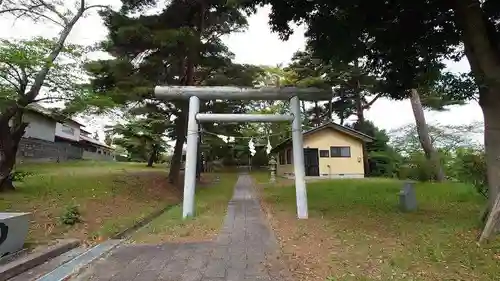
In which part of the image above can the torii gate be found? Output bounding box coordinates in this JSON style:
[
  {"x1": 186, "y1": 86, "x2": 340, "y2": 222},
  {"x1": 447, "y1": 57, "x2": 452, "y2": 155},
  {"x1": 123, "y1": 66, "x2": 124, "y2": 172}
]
[{"x1": 154, "y1": 86, "x2": 333, "y2": 219}]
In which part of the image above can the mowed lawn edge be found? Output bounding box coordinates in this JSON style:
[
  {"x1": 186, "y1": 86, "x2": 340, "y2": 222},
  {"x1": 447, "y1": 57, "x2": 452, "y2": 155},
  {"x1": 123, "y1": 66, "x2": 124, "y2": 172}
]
[
  {"x1": 0, "y1": 161, "x2": 181, "y2": 246},
  {"x1": 252, "y1": 174, "x2": 500, "y2": 281},
  {"x1": 131, "y1": 173, "x2": 238, "y2": 244}
]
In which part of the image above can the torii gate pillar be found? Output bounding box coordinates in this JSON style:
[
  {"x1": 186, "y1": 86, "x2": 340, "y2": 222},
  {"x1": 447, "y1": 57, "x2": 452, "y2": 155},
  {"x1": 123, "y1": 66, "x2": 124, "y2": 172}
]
[
  {"x1": 183, "y1": 95, "x2": 200, "y2": 218},
  {"x1": 290, "y1": 96, "x2": 308, "y2": 219}
]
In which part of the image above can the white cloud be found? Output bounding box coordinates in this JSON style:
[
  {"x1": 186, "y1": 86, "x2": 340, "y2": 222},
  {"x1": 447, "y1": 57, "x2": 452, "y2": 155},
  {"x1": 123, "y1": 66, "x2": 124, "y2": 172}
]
[{"x1": 222, "y1": 5, "x2": 306, "y2": 66}]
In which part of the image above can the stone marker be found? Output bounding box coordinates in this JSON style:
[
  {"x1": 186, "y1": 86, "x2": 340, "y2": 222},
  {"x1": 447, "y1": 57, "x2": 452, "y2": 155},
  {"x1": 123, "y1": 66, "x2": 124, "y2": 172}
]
[
  {"x1": 399, "y1": 182, "x2": 417, "y2": 212},
  {"x1": 268, "y1": 156, "x2": 277, "y2": 184},
  {"x1": 0, "y1": 213, "x2": 30, "y2": 257}
]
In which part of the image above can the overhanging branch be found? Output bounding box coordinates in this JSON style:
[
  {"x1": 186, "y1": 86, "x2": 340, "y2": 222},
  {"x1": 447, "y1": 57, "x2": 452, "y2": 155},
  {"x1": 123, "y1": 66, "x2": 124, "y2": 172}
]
[
  {"x1": 84, "y1": 4, "x2": 109, "y2": 11},
  {"x1": 0, "y1": 74, "x2": 21, "y2": 91},
  {"x1": 0, "y1": 7, "x2": 64, "y2": 27},
  {"x1": 363, "y1": 93, "x2": 382, "y2": 109},
  {"x1": 37, "y1": 0, "x2": 68, "y2": 24}
]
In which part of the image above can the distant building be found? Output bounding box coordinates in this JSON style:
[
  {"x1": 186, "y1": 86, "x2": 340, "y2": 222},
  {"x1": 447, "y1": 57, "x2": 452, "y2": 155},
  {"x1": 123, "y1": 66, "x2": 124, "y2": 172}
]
[
  {"x1": 16, "y1": 104, "x2": 114, "y2": 162},
  {"x1": 271, "y1": 122, "x2": 374, "y2": 178}
]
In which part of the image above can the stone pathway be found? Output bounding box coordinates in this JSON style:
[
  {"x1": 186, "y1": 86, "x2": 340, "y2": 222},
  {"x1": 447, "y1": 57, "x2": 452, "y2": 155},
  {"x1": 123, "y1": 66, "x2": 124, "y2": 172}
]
[{"x1": 71, "y1": 174, "x2": 291, "y2": 281}]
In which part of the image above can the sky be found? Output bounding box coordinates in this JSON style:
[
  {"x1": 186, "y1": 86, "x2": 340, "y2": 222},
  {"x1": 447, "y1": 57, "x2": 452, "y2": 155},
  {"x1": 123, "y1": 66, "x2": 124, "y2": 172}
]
[{"x1": 0, "y1": 2, "x2": 484, "y2": 141}]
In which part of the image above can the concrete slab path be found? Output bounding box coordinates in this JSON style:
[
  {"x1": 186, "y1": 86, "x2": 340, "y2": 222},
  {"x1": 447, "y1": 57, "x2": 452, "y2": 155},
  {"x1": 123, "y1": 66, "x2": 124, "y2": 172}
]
[{"x1": 71, "y1": 174, "x2": 292, "y2": 281}]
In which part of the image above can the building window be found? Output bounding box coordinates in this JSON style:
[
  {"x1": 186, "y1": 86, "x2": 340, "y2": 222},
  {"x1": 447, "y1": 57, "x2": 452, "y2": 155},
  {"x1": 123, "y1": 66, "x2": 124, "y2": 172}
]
[
  {"x1": 286, "y1": 148, "x2": 292, "y2": 164},
  {"x1": 330, "y1": 146, "x2": 351, "y2": 158},
  {"x1": 279, "y1": 152, "x2": 285, "y2": 165},
  {"x1": 61, "y1": 124, "x2": 75, "y2": 135},
  {"x1": 319, "y1": 150, "x2": 330, "y2": 158}
]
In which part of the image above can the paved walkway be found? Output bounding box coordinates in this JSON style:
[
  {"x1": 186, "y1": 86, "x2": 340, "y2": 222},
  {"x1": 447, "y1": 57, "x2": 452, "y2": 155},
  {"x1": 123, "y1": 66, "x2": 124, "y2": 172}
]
[{"x1": 72, "y1": 174, "x2": 291, "y2": 281}]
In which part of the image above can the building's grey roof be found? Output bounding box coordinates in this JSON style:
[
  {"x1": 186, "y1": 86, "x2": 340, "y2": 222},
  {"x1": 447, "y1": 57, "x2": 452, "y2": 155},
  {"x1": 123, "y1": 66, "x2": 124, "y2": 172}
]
[
  {"x1": 26, "y1": 103, "x2": 84, "y2": 126},
  {"x1": 270, "y1": 121, "x2": 374, "y2": 153},
  {"x1": 25, "y1": 103, "x2": 61, "y2": 122}
]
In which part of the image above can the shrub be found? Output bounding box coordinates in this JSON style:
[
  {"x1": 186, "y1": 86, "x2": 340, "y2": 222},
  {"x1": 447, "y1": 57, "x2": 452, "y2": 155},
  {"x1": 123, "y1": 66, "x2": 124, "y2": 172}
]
[
  {"x1": 368, "y1": 150, "x2": 400, "y2": 177},
  {"x1": 10, "y1": 170, "x2": 33, "y2": 182},
  {"x1": 397, "y1": 152, "x2": 435, "y2": 182},
  {"x1": 60, "y1": 205, "x2": 82, "y2": 225},
  {"x1": 452, "y1": 148, "x2": 487, "y2": 197}
]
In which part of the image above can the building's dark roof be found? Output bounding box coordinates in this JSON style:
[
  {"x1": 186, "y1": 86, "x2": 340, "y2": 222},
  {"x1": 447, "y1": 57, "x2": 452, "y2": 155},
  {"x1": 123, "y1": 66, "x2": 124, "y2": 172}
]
[{"x1": 270, "y1": 122, "x2": 374, "y2": 153}]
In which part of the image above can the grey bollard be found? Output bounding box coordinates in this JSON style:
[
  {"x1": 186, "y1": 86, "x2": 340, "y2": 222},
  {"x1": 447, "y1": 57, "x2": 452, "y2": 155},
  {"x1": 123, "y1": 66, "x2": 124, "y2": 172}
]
[{"x1": 399, "y1": 182, "x2": 417, "y2": 212}]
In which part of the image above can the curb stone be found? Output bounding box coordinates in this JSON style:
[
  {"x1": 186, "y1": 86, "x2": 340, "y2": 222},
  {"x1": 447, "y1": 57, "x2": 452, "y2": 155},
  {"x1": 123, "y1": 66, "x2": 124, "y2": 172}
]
[
  {"x1": 0, "y1": 239, "x2": 79, "y2": 281},
  {"x1": 48, "y1": 204, "x2": 178, "y2": 280}
]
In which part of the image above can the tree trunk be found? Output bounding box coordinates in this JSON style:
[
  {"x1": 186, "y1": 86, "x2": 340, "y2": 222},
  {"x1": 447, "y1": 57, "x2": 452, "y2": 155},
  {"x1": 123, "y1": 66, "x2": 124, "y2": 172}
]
[
  {"x1": 480, "y1": 94, "x2": 500, "y2": 242},
  {"x1": 354, "y1": 85, "x2": 370, "y2": 177},
  {"x1": 146, "y1": 145, "x2": 156, "y2": 167},
  {"x1": 167, "y1": 0, "x2": 206, "y2": 184},
  {"x1": 0, "y1": 115, "x2": 28, "y2": 192},
  {"x1": 314, "y1": 101, "x2": 321, "y2": 126},
  {"x1": 196, "y1": 139, "x2": 201, "y2": 180},
  {"x1": 0, "y1": 131, "x2": 16, "y2": 192},
  {"x1": 168, "y1": 112, "x2": 187, "y2": 184},
  {"x1": 410, "y1": 89, "x2": 445, "y2": 182},
  {"x1": 453, "y1": 0, "x2": 500, "y2": 241}
]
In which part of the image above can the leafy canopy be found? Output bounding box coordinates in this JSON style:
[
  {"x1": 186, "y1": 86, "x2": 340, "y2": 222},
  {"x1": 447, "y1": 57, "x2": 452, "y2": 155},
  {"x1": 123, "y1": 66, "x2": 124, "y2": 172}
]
[
  {"x1": 0, "y1": 37, "x2": 87, "y2": 110},
  {"x1": 246, "y1": 0, "x2": 483, "y2": 100}
]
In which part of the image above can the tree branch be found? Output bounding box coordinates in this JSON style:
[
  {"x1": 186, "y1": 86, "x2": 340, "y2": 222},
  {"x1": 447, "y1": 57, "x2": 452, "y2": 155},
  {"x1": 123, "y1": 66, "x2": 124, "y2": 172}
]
[
  {"x1": 84, "y1": 4, "x2": 109, "y2": 11},
  {"x1": 0, "y1": 74, "x2": 21, "y2": 91},
  {"x1": 363, "y1": 93, "x2": 383, "y2": 109},
  {"x1": 0, "y1": 2, "x2": 44, "y2": 14},
  {"x1": 37, "y1": 0, "x2": 68, "y2": 24},
  {"x1": 24, "y1": 5, "x2": 86, "y2": 103},
  {"x1": 32, "y1": 96, "x2": 72, "y2": 102},
  {"x1": 1, "y1": 7, "x2": 64, "y2": 27},
  {"x1": 3, "y1": 62, "x2": 23, "y2": 85}
]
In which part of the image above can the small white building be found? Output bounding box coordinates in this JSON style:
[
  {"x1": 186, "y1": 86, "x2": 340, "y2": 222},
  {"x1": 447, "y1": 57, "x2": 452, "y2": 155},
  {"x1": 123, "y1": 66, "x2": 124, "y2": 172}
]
[{"x1": 18, "y1": 104, "x2": 115, "y2": 162}]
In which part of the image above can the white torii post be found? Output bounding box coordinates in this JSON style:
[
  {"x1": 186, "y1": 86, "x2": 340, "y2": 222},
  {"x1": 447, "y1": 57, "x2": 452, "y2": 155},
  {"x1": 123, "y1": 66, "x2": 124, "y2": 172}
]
[
  {"x1": 290, "y1": 96, "x2": 308, "y2": 219},
  {"x1": 183, "y1": 96, "x2": 200, "y2": 218},
  {"x1": 154, "y1": 86, "x2": 333, "y2": 219}
]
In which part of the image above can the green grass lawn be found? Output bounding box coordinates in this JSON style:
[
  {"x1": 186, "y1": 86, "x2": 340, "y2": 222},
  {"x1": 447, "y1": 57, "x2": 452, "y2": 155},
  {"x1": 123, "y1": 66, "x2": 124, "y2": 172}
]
[
  {"x1": 131, "y1": 173, "x2": 238, "y2": 243},
  {"x1": 1, "y1": 161, "x2": 179, "y2": 246},
  {"x1": 255, "y1": 175, "x2": 500, "y2": 281}
]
